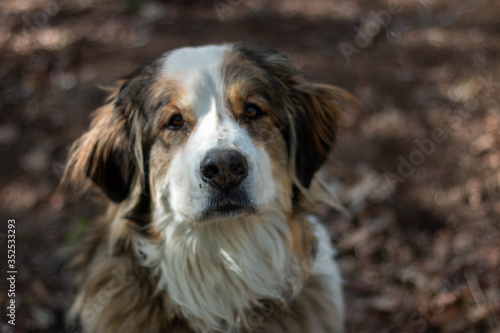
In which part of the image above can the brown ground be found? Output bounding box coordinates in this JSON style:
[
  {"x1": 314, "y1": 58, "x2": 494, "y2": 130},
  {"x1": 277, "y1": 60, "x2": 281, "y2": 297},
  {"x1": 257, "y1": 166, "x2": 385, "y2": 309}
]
[{"x1": 0, "y1": 0, "x2": 499, "y2": 332}]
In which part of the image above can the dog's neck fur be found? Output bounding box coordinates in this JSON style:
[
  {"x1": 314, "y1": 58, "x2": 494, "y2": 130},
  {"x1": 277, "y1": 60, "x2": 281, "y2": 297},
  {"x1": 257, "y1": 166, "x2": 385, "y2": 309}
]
[{"x1": 132, "y1": 196, "x2": 305, "y2": 332}]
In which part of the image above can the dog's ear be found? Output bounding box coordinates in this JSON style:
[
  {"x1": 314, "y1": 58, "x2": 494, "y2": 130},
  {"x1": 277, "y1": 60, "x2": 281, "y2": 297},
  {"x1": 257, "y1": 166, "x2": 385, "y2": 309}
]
[
  {"x1": 63, "y1": 79, "x2": 145, "y2": 203},
  {"x1": 290, "y1": 83, "x2": 358, "y2": 189}
]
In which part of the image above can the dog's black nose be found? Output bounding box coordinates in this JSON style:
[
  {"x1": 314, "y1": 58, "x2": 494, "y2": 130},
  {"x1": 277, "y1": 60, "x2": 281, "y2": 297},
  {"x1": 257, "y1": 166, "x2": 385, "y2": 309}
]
[{"x1": 200, "y1": 149, "x2": 248, "y2": 190}]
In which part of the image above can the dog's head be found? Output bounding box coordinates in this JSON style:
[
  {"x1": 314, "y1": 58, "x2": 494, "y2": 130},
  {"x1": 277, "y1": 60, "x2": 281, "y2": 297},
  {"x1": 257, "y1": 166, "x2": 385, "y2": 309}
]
[{"x1": 64, "y1": 43, "x2": 357, "y2": 224}]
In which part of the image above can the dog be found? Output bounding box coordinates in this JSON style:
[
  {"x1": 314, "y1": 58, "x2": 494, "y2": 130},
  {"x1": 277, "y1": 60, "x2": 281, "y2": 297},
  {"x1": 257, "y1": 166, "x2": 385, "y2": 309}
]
[{"x1": 62, "y1": 42, "x2": 357, "y2": 333}]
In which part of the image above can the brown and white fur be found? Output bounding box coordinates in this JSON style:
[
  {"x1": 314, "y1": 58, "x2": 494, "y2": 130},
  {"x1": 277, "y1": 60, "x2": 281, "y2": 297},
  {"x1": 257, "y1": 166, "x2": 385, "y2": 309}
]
[{"x1": 62, "y1": 43, "x2": 358, "y2": 333}]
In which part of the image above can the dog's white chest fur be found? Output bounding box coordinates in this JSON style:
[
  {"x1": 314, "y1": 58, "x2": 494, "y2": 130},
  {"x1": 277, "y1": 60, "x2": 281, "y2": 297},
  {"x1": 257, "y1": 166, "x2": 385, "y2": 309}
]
[{"x1": 135, "y1": 198, "x2": 302, "y2": 332}]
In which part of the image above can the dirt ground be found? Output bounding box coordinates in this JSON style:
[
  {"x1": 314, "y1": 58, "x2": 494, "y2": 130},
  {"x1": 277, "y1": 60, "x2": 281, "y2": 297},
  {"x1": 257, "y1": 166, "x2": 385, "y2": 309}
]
[{"x1": 0, "y1": 0, "x2": 499, "y2": 332}]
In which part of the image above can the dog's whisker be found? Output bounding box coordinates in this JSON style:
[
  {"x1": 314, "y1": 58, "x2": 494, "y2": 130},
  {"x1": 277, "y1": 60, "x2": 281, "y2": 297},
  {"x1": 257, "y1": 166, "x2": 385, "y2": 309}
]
[{"x1": 256, "y1": 139, "x2": 278, "y2": 147}]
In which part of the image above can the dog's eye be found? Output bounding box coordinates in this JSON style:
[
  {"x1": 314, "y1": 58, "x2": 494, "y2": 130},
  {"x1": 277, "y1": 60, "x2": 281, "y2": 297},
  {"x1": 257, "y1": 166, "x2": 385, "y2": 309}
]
[
  {"x1": 244, "y1": 103, "x2": 265, "y2": 120},
  {"x1": 167, "y1": 114, "x2": 185, "y2": 130}
]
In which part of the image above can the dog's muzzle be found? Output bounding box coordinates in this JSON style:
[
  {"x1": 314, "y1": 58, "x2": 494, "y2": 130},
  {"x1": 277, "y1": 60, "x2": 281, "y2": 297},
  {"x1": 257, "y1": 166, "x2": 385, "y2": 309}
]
[{"x1": 199, "y1": 148, "x2": 255, "y2": 220}]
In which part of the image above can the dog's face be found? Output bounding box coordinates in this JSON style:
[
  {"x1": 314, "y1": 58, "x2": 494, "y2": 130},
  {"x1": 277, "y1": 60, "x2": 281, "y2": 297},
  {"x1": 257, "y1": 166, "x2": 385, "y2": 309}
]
[
  {"x1": 64, "y1": 43, "x2": 356, "y2": 225},
  {"x1": 151, "y1": 45, "x2": 286, "y2": 223}
]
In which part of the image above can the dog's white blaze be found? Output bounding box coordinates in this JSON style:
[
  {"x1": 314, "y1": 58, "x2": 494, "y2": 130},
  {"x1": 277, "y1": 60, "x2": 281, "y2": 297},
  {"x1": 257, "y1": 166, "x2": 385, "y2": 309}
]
[{"x1": 161, "y1": 45, "x2": 228, "y2": 109}]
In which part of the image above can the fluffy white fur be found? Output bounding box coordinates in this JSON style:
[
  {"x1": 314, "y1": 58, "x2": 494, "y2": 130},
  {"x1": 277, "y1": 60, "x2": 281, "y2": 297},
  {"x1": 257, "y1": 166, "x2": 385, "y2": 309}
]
[{"x1": 134, "y1": 204, "x2": 300, "y2": 332}]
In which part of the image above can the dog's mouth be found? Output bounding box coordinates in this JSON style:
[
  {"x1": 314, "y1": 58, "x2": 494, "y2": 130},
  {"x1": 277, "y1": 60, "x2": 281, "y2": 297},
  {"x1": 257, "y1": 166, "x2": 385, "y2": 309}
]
[{"x1": 199, "y1": 195, "x2": 257, "y2": 223}]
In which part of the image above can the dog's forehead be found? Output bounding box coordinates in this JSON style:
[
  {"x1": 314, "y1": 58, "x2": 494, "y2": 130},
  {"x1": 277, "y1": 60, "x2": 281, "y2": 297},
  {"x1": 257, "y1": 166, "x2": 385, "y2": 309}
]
[
  {"x1": 160, "y1": 45, "x2": 232, "y2": 114},
  {"x1": 161, "y1": 45, "x2": 230, "y2": 81}
]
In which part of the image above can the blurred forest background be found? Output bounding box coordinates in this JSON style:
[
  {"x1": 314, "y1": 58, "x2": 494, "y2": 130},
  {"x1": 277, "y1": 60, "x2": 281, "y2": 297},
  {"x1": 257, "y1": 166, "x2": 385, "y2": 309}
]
[{"x1": 0, "y1": 0, "x2": 499, "y2": 332}]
